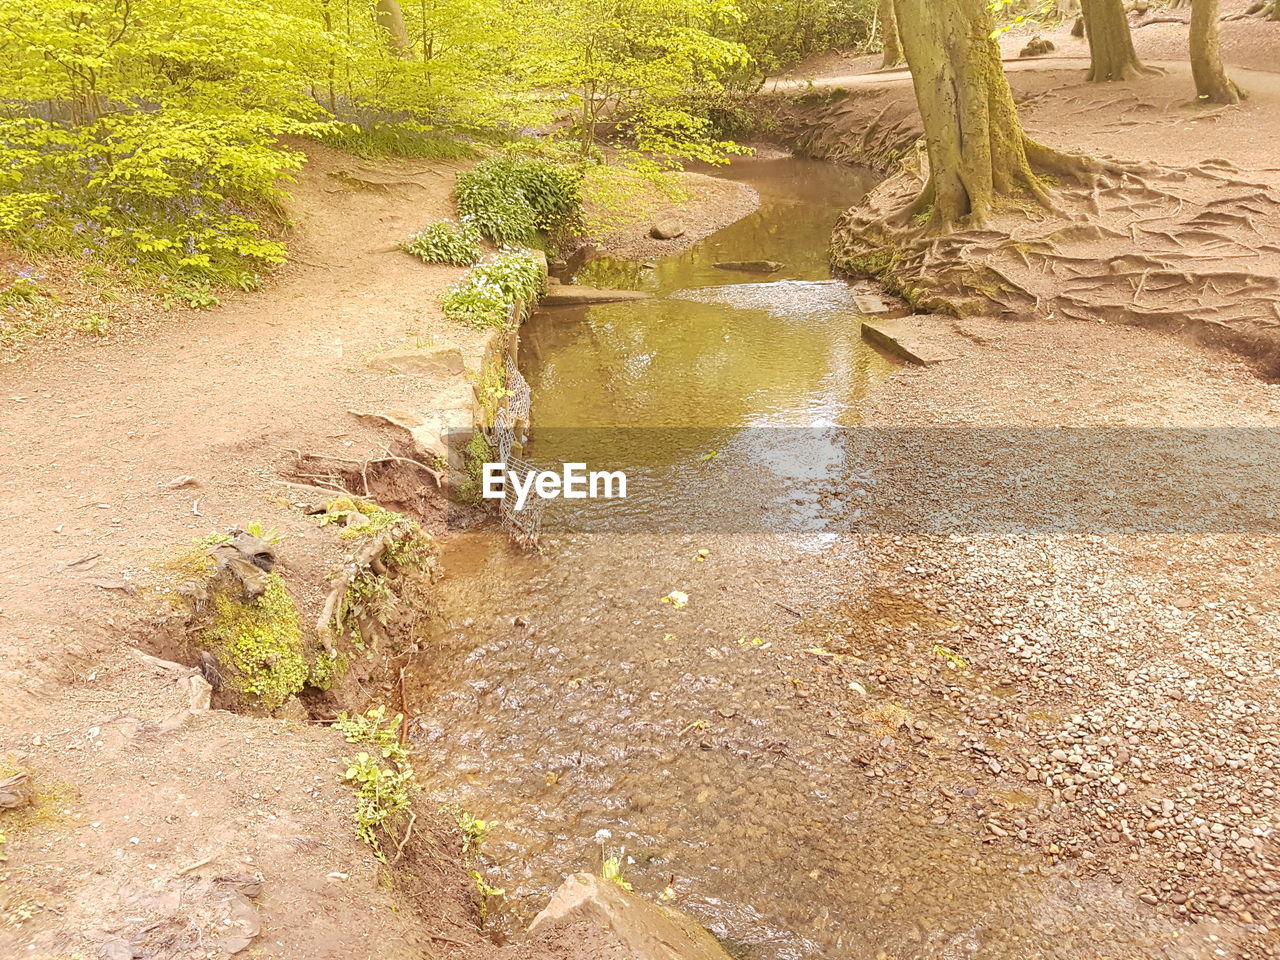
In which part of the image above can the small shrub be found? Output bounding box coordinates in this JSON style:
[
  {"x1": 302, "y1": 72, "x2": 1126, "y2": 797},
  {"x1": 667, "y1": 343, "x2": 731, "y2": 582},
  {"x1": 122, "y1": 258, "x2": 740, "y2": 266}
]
[
  {"x1": 458, "y1": 811, "x2": 494, "y2": 857},
  {"x1": 441, "y1": 249, "x2": 545, "y2": 329},
  {"x1": 163, "y1": 279, "x2": 220, "y2": 310},
  {"x1": 0, "y1": 273, "x2": 42, "y2": 305},
  {"x1": 335, "y1": 706, "x2": 414, "y2": 862},
  {"x1": 455, "y1": 155, "x2": 582, "y2": 246},
  {"x1": 74, "y1": 313, "x2": 109, "y2": 336},
  {"x1": 403, "y1": 219, "x2": 482, "y2": 266}
]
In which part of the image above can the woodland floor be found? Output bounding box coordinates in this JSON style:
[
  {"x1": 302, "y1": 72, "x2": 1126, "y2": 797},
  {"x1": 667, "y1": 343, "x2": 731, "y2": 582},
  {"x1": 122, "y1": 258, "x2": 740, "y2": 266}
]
[{"x1": 2, "y1": 6, "x2": 1280, "y2": 960}]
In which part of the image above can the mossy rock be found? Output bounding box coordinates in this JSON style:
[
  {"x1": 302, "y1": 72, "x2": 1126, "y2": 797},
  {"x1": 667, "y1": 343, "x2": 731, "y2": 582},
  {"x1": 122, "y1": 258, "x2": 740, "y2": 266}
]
[{"x1": 201, "y1": 573, "x2": 308, "y2": 711}]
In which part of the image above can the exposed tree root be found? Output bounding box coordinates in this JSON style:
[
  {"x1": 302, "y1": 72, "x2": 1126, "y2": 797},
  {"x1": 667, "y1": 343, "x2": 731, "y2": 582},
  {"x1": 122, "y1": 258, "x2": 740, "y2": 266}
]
[{"x1": 833, "y1": 151, "x2": 1280, "y2": 376}]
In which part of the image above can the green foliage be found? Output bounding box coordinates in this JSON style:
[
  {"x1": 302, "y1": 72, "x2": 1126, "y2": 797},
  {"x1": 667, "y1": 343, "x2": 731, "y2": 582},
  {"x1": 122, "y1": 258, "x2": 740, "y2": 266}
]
[
  {"x1": 0, "y1": 0, "x2": 760, "y2": 310},
  {"x1": 0, "y1": 273, "x2": 43, "y2": 306},
  {"x1": 244, "y1": 520, "x2": 284, "y2": 544},
  {"x1": 315, "y1": 123, "x2": 480, "y2": 161},
  {"x1": 458, "y1": 812, "x2": 494, "y2": 857},
  {"x1": 201, "y1": 573, "x2": 307, "y2": 710},
  {"x1": 470, "y1": 870, "x2": 506, "y2": 916},
  {"x1": 0, "y1": 112, "x2": 302, "y2": 287},
  {"x1": 601, "y1": 854, "x2": 634, "y2": 891},
  {"x1": 335, "y1": 707, "x2": 414, "y2": 862},
  {"x1": 522, "y1": 0, "x2": 751, "y2": 166},
  {"x1": 307, "y1": 648, "x2": 348, "y2": 690},
  {"x1": 442, "y1": 249, "x2": 546, "y2": 329},
  {"x1": 316, "y1": 498, "x2": 434, "y2": 647},
  {"x1": 455, "y1": 155, "x2": 583, "y2": 246},
  {"x1": 457, "y1": 431, "x2": 497, "y2": 505},
  {"x1": 403, "y1": 220, "x2": 483, "y2": 266},
  {"x1": 74, "y1": 313, "x2": 109, "y2": 336},
  {"x1": 726, "y1": 0, "x2": 878, "y2": 73}
]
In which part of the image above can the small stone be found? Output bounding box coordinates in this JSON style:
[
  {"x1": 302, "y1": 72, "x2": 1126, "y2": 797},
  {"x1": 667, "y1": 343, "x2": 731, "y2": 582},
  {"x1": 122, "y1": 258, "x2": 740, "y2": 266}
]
[{"x1": 649, "y1": 219, "x2": 685, "y2": 240}]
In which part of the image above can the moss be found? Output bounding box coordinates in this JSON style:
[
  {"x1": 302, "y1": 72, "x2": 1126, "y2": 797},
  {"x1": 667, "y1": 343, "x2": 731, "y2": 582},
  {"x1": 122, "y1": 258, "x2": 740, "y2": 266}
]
[
  {"x1": 476, "y1": 355, "x2": 510, "y2": 429},
  {"x1": 318, "y1": 497, "x2": 433, "y2": 568},
  {"x1": 835, "y1": 246, "x2": 901, "y2": 280},
  {"x1": 456, "y1": 432, "x2": 496, "y2": 505},
  {"x1": 308, "y1": 648, "x2": 349, "y2": 691},
  {"x1": 201, "y1": 573, "x2": 307, "y2": 710}
]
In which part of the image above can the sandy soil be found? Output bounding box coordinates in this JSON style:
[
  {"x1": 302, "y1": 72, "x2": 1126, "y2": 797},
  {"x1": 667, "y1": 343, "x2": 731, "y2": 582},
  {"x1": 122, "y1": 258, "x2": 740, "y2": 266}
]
[{"x1": 586, "y1": 170, "x2": 760, "y2": 261}]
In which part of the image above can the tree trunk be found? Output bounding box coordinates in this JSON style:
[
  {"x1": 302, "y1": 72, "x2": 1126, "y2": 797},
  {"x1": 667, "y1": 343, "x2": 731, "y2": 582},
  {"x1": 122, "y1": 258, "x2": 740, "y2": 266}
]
[
  {"x1": 880, "y1": 0, "x2": 903, "y2": 68},
  {"x1": 1190, "y1": 0, "x2": 1243, "y2": 103},
  {"x1": 894, "y1": 0, "x2": 1085, "y2": 228},
  {"x1": 1081, "y1": 0, "x2": 1148, "y2": 80},
  {"x1": 374, "y1": 0, "x2": 412, "y2": 58}
]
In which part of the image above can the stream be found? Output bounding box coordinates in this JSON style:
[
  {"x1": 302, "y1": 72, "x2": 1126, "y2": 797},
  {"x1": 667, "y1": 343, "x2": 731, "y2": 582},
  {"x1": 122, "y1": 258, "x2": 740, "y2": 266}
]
[{"x1": 406, "y1": 158, "x2": 1198, "y2": 960}]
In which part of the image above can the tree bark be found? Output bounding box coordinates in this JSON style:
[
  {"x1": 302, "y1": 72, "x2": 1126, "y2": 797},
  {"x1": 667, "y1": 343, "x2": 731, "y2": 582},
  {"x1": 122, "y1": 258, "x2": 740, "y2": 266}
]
[
  {"x1": 374, "y1": 0, "x2": 413, "y2": 58},
  {"x1": 880, "y1": 0, "x2": 903, "y2": 68},
  {"x1": 1080, "y1": 0, "x2": 1149, "y2": 80},
  {"x1": 1190, "y1": 0, "x2": 1243, "y2": 103},
  {"x1": 894, "y1": 0, "x2": 1086, "y2": 228}
]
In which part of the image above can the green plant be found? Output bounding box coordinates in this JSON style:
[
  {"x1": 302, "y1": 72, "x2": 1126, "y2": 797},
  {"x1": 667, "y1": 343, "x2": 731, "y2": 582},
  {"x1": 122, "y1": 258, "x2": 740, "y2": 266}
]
[
  {"x1": 456, "y1": 431, "x2": 497, "y2": 504},
  {"x1": 307, "y1": 648, "x2": 348, "y2": 690},
  {"x1": 315, "y1": 123, "x2": 479, "y2": 161},
  {"x1": 200, "y1": 573, "x2": 307, "y2": 710},
  {"x1": 338, "y1": 571, "x2": 395, "y2": 650},
  {"x1": 601, "y1": 853, "x2": 633, "y2": 891},
  {"x1": 0, "y1": 273, "x2": 42, "y2": 305},
  {"x1": 458, "y1": 812, "x2": 494, "y2": 857},
  {"x1": 74, "y1": 313, "x2": 109, "y2": 336},
  {"x1": 163, "y1": 279, "x2": 220, "y2": 310},
  {"x1": 470, "y1": 871, "x2": 506, "y2": 920},
  {"x1": 455, "y1": 155, "x2": 582, "y2": 246},
  {"x1": 442, "y1": 249, "x2": 545, "y2": 329},
  {"x1": 0, "y1": 113, "x2": 300, "y2": 289},
  {"x1": 245, "y1": 519, "x2": 283, "y2": 544},
  {"x1": 336, "y1": 707, "x2": 414, "y2": 862},
  {"x1": 403, "y1": 219, "x2": 483, "y2": 266}
]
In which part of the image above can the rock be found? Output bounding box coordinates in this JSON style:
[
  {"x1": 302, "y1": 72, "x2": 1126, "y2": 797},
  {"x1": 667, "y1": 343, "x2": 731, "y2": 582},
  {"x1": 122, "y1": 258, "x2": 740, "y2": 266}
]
[
  {"x1": 367, "y1": 346, "x2": 464, "y2": 377},
  {"x1": 860, "y1": 317, "x2": 957, "y2": 366},
  {"x1": 1019, "y1": 36, "x2": 1055, "y2": 57},
  {"x1": 712, "y1": 260, "x2": 784, "y2": 274},
  {"x1": 649, "y1": 219, "x2": 686, "y2": 240},
  {"x1": 541, "y1": 285, "x2": 652, "y2": 307},
  {"x1": 853, "y1": 294, "x2": 889, "y2": 314},
  {"x1": 186, "y1": 675, "x2": 213, "y2": 712},
  {"x1": 529, "y1": 873, "x2": 733, "y2": 960},
  {"x1": 564, "y1": 242, "x2": 603, "y2": 275},
  {"x1": 0, "y1": 770, "x2": 30, "y2": 809}
]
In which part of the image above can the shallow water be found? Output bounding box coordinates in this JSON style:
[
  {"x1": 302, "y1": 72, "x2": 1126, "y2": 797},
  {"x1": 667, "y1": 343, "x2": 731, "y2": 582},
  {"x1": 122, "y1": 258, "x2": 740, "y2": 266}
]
[{"x1": 406, "y1": 159, "x2": 1205, "y2": 959}]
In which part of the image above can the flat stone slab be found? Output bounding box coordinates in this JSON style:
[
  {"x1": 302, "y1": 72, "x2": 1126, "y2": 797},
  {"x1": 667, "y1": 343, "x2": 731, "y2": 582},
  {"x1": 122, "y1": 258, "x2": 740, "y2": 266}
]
[
  {"x1": 860, "y1": 316, "x2": 959, "y2": 366},
  {"x1": 367, "y1": 345, "x2": 464, "y2": 377},
  {"x1": 712, "y1": 259, "x2": 784, "y2": 273},
  {"x1": 541, "y1": 285, "x2": 652, "y2": 306},
  {"x1": 530, "y1": 874, "x2": 733, "y2": 960}
]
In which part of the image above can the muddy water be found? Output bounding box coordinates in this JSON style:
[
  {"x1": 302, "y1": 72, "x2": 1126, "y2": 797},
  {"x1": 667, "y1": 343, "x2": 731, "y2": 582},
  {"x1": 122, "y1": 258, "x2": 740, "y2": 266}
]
[{"x1": 406, "y1": 159, "x2": 1191, "y2": 959}]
